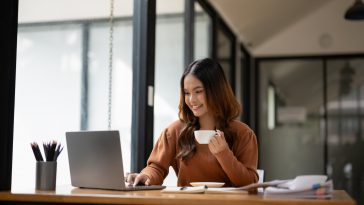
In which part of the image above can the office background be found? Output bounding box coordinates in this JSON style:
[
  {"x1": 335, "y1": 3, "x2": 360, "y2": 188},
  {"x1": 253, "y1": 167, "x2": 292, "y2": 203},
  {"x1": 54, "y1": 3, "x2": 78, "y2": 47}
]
[{"x1": 1, "y1": 0, "x2": 364, "y2": 204}]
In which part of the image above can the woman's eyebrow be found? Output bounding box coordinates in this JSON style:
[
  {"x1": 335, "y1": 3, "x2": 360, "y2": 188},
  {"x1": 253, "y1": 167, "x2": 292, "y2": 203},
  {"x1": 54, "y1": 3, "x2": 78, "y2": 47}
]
[
  {"x1": 192, "y1": 86, "x2": 204, "y2": 90},
  {"x1": 184, "y1": 86, "x2": 204, "y2": 92}
]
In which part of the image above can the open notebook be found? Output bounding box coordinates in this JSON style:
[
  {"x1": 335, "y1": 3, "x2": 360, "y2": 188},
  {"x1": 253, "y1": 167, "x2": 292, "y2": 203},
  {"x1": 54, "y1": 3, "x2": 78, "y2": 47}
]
[{"x1": 66, "y1": 130, "x2": 165, "y2": 191}]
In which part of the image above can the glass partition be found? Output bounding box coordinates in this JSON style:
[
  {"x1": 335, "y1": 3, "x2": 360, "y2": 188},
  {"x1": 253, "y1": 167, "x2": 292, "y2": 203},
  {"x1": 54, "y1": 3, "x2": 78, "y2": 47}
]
[
  {"x1": 259, "y1": 59, "x2": 325, "y2": 180},
  {"x1": 258, "y1": 57, "x2": 364, "y2": 204},
  {"x1": 326, "y1": 59, "x2": 364, "y2": 204}
]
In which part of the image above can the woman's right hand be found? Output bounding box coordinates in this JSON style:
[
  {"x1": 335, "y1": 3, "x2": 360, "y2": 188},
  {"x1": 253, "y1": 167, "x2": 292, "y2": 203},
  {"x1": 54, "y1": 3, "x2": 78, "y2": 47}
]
[{"x1": 125, "y1": 173, "x2": 151, "y2": 186}]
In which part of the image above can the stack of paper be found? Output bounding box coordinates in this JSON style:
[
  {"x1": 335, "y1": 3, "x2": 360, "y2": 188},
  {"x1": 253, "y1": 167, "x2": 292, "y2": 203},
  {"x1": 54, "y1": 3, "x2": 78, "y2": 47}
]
[
  {"x1": 162, "y1": 186, "x2": 248, "y2": 194},
  {"x1": 237, "y1": 179, "x2": 291, "y2": 191},
  {"x1": 161, "y1": 175, "x2": 333, "y2": 198},
  {"x1": 263, "y1": 175, "x2": 333, "y2": 199}
]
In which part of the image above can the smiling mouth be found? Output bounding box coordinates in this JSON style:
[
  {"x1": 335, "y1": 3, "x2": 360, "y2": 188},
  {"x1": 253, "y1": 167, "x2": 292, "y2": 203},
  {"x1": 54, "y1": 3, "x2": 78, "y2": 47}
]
[{"x1": 191, "y1": 105, "x2": 203, "y2": 111}]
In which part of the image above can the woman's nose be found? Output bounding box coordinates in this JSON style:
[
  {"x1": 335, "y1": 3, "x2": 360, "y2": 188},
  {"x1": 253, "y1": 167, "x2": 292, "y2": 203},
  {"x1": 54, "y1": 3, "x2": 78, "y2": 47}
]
[{"x1": 189, "y1": 94, "x2": 196, "y2": 102}]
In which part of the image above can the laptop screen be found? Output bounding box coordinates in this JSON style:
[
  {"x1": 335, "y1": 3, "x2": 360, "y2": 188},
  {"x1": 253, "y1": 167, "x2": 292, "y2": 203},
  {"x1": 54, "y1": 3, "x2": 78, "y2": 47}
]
[{"x1": 66, "y1": 130, "x2": 127, "y2": 190}]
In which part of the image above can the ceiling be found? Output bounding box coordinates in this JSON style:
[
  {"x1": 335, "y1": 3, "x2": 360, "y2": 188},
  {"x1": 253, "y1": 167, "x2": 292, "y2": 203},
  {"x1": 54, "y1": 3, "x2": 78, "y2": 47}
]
[
  {"x1": 209, "y1": 0, "x2": 328, "y2": 48},
  {"x1": 208, "y1": 0, "x2": 364, "y2": 56}
]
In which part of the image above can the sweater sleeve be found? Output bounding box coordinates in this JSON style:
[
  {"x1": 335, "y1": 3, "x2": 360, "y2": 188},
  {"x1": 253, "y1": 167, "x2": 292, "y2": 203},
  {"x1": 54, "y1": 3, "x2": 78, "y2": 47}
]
[
  {"x1": 139, "y1": 125, "x2": 177, "y2": 185},
  {"x1": 214, "y1": 127, "x2": 258, "y2": 186}
]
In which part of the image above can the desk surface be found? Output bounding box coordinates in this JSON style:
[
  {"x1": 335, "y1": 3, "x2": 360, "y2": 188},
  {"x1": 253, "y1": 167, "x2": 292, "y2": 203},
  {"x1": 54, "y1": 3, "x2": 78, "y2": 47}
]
[{"x1": 0, "y1": 185, "x2": 356, "y2": 205}]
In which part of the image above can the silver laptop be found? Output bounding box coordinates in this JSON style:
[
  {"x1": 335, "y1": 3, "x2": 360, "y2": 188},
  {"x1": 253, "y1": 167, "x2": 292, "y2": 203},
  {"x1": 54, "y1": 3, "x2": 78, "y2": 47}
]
[{"x1": 66, "y1": 130, "x2": 165, "y2": 191}]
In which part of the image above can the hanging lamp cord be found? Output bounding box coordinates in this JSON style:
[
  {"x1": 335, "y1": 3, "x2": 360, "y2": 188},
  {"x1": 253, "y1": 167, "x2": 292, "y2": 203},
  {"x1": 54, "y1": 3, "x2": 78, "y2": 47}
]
[{"x1": 108, "y1": 0, "x2": 114, "y2": 130}]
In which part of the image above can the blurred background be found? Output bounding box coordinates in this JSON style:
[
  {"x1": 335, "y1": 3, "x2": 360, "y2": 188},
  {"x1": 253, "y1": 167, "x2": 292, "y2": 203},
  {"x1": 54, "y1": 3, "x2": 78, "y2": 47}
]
[{"x1": 12, "y1": 0, "x2": 364, "y2": 204}]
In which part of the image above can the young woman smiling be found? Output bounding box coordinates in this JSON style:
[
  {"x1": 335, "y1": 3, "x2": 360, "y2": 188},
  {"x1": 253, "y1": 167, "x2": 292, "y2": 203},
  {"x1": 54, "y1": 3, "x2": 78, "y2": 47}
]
[{"x1": 127, "y1": 58, "x2": 258, "y2": 187}]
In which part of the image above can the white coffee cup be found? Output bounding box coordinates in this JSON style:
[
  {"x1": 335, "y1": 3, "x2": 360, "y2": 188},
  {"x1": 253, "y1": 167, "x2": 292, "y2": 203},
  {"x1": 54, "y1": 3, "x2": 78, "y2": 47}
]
[{"x1": 194, "y1": 130, "x2": 216, "y2": 144}]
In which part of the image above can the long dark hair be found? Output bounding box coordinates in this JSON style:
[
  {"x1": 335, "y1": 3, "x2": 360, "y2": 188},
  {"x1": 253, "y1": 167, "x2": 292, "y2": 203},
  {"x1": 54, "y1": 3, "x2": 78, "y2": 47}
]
[{"x1": 176, "y1": 58, "x2": 241, "y2": 160}]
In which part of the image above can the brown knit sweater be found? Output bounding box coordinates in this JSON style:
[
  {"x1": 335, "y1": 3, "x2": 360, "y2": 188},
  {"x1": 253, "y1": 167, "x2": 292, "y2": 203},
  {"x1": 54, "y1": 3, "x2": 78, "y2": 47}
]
[{"x1": 140, "y1": 120, "x2": 258, "y2": 187}]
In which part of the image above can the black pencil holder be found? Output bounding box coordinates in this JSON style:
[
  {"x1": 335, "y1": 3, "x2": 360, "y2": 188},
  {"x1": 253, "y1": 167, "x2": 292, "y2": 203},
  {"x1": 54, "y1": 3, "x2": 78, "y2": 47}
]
[{"x1": 35, "y1": 161, "x2": 57, "y2": 191}]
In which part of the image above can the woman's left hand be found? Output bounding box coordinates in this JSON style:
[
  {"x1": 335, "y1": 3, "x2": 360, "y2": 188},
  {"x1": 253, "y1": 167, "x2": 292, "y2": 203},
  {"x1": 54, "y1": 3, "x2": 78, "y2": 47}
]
[{"x1": 208, "y1": 130, "x2": 229, "y2": 154}]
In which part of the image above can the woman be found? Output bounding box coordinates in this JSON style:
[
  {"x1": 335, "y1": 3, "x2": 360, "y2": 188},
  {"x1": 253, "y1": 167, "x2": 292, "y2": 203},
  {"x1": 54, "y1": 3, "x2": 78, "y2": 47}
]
[{"x1": 128, "y1": 58, "x2": 258, "y2": 187}]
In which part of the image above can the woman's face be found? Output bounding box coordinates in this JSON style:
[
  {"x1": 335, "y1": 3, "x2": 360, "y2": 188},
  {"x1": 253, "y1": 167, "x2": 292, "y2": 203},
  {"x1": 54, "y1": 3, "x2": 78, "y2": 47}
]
[{"x1": 183, "y1": 74, "x2": 209, "y2": 118}]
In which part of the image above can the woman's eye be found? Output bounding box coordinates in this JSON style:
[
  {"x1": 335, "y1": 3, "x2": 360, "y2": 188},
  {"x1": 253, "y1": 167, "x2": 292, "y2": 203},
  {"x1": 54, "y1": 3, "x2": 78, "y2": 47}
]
[
  {"x1": 184, "y1": 92, "x2": 190, "y2": 96},
  {"x1": 196, "y1": 90, "x2": 203, "y2": 94}
]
